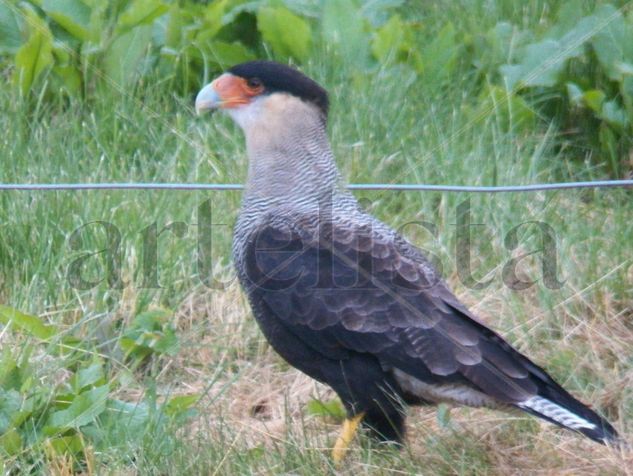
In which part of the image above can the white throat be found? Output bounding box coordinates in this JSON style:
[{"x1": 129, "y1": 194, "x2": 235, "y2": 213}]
[{"x1": 227, "y1": 93, "x2": 346, "y2": 208}]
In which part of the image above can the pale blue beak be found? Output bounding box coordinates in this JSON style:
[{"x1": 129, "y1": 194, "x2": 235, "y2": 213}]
[{"x1": 195, "y1": 81, "x2": 222, "y2": 115}]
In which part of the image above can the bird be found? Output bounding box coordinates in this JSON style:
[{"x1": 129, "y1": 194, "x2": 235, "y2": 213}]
[{"x1": 195, "y1": 60, "x2": 619, "y2": 461}]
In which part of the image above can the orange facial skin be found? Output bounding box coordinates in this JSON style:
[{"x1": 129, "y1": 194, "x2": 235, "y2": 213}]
[{"x1": 212, "y1": 74, "x2": 264, "y2": 109}]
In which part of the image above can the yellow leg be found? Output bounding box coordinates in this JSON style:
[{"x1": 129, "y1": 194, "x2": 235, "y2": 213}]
[{"x1": 332, "y1": 412, "x2": 365, "y2": 464}]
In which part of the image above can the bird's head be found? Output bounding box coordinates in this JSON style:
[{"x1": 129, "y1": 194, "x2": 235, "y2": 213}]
[{"x1": 195, "y1": 61, "x2": 329, "y2": 131}]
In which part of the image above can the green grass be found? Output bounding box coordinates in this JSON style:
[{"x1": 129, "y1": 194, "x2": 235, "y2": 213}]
[{"x1": 1, "y1": 1, "x2": 632, "y2": 474}]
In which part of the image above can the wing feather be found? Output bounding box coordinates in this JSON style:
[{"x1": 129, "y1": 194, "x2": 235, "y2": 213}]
[{"x1": 242, "y1": 214, "x2": 539, "y2": 403}]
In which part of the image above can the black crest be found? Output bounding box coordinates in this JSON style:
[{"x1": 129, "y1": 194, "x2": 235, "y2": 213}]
[{"x1": 228, "y1": 60, "x2": 329, "y2": 118}]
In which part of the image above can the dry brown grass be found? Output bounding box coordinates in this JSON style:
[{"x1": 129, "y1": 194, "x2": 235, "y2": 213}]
[{"x1": 150, "y1": 276, "x2": 632, "y2": 475}]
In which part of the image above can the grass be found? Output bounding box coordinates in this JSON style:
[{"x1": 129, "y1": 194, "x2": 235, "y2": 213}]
[{"x1": 1, "y1": 1, "x2": 632, "y2": 473}]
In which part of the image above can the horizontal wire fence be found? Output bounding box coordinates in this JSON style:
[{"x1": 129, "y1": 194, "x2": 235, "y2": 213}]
[{"x1": 0, "y1": 180, "x2": 632, "y2": 192}]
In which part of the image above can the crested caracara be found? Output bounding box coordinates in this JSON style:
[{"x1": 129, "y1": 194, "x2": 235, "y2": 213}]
[{"x1": 195, "y1": 60, "x2": 619, "y2": 461}]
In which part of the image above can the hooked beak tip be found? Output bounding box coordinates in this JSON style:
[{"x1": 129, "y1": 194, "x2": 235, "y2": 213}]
[{"x1": 195, "y1": 82, "x2": 222, "y2": 115}]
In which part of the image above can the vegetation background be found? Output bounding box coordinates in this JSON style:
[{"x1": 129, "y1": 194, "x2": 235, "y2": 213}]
[{"x1": 0, "y1": 0, "x2": 632, "y2": 473}]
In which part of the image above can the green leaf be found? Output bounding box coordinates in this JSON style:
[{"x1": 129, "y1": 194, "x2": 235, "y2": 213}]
[
  {"x1": 46, "y1": 434, "x2": 85, "y2": 456},
  {"x1": 306, "y1": 398, "x2": 345, "y2": 421},
  {"x1": 0, "y1": 428, "x2": 21, "y2": 456},
  {"x1": 164, "y1": 394, "x2": 199, "y2": 417},
  {"x1": 0, "y1": 351, "x2": 19, "y2": 390},
  {"x1": 590, "y1": 4, "x2": 633, "y2": 80},
  {"x1": 105, "y1": 399, "x2": 150, "y2": 430},
  {"x1": 120, "y1": 309, "x2": 179, "y2": 361},
  {"x1": 102, "y1": 24, "x2": 152, "y2": 86},
  {"x1": 46, "y1": 385, "x2": 109, "y2": 432},
  {"x1": 117, "y1": 0, "x2": 169, "y2": 32},
  {"x1": 0, "y1": 305, "x2": 56, "y2": 340},
  {"x1": 583, "y1": 89, "x2": 605, "y2": 113},
  {"x1": 359, "y1": 0, "x2": 405, "y2": 26},
  {"x1": 0, "y1": 389, "x2": 22, "y2": 433},
  {"x1": 600, "y1": 100, "x2": 629, "y2": 129},
  {"x1": 472, "y1": 22, "x2": 528, "y2": 78},
  {"x1": 371, "y1": 14, "x2": 405, "y2": 63},
  {"x1": 257, "y1": 6, "x2": 311, "y2": 61},
  {"x1": 12, "y1": 6, "x2": 54, "y2": 96},
  {"x1": 200, "y1": 40, "x2": 255, "y2": 69},
  {"x1": 42, "y1": 0, "x2": 91, "y2": 41},
  {"x1": 421, "y1": 22, "x2": 458, "y2": 83},
  {"x1": 0, "y1": 1, "x2": 22, "y2": 54},
  {"x1": 322, "y1": 0, "x2": 369, "y2": 69},
  {"x1": 70, "y1": 363, "x2": 105, "y2": 393},
  {"x1": 556, "y1": 9, "x2": 600, "y2": 58},
  {"x1": 154, "y1": 328, "x2": 179, "y2": 355},
  {"x1": 501, "y1": 39, "x2": 571, "y2": 90},
  {"x1": 616, "y1": 62, "x2": 633, "y2": 77},
  {"x1": 53, "y1": 63, "x2": 82, "y2": 93},
  {"x1": 203, "y1": 0, "x2": 229, "y2": 39}
]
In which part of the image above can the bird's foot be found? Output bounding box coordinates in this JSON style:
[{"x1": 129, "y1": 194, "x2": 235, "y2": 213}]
[{"x1": 332, "y1": 412, "x2": 365, "y2": 464}]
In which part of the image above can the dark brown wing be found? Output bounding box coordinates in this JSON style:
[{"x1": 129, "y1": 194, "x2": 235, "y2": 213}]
[{"x1": 242, "y1": 214, "x2": 546, "y2": 404}]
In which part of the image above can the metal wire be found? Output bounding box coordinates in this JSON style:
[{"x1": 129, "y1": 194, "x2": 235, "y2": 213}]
[{"x1": 0, "y1": 180, "x2": 632, "y2": 192}]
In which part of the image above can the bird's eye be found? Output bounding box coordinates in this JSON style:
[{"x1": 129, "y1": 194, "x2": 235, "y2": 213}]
[{"x1": 247, "y1": 77, "x2": 262, "y2": 89}]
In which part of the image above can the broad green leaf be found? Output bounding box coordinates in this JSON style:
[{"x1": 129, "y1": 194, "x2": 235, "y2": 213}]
[
  {"x1": 102, "y1": 24, "x2": 152, "y2": 86},
  {"x1": 203, "y1": 40, "x2": 255, "y2": 68},
  {"x1": 87, "y1": 0, "x2": 107, "y2": 43},
  {"x1": 583, "y1": 89, "x2": 605, "y2": 113},
  {"x1": 0, "y1": 1, "x2": 22, "y2": 54},
  {"x1": 360, "y1": 0, "x2": 405, "y2": 26},
  {"x1": 548, "y1": 0, "x2": 585, "y2": 37},
  {"x1": 0, "y1": 389, "x2": 22, "y2": 433},
  {"x1": 118, "y1": 0, "x2": 169, "y2": 32},
  {"x1": 70, "y1": 363, "x2": 105, "y2": 393},
  {"x1": 322, "y1": 0, "x2": 369, "y2": 69},
  {"x1": 203, "y1": 0, "x2": 228, "y2": 38},
  {"x1": 163, "y1": 4, "x2": 185, "y2": 49},
  {"x1": 46, "y1": 435, "x2": 85, "y2": 456},
  {"x1": 120, "y1": 308, "x2": 179, "y2": 360},
  {"x1": 53, "y1": 63, "x2": 82, "y2": 93},
  {"x1": 0, "y1": 351, "x2": 19, "y2": 389},
  {"x1": 0, "y1": 305, "x2": 56, "y2": 340},
  {"x1": 106, "y1": 399, "x2": 154, "y2": 433},
  {"x1": 421, "y1": 22, "x2": 458, "y2": 83},
  {"x1": 472, "y1": 22, "x2": 527, "y2": 77},
  {"x1": 152, "y1": 327, "x2": 179, "y2": 355},
  {"x1": 46, "y1": 385, "x2": 109, "y2": 431},
  {"x1": 306, "y1": 398, "x2": 345, "y2": 420},
  {"x1": 557, "y1": 9, "x2": 600, "y2": 58},
  {"x1": 12, "y1": 7, "x2": 54, "y2": 96},
  {"x1": 131, "y1": 309, "x2": 171, "y2": 330},
  {"x1": 257, "y1": 6, "x2": 311, "y2": 61},
  {"x1": 501, "y1": 39, "x2": 570, "y2": 90},
  {"x1": 590, "y1": 4, "x2": 633, "y2": 80},
  {"x1": 42, "y1": 0, "x2": 91, "y2": 41},
  {"x1": 0, "y1": 428, "x2": 21, "y2": 456},
  {"x1": 222, "y1": 1, "x2": 261, "y2": 25},
  {"x1": 371, "y1": 14, "x2": 405, "y2": 63},
  {"x1": 600, "y1": 100, "x2": 629, "y2": 129},
  {"x1": 616, "y1": 62, "x2": 633, "y2": 76},
  {"x1": 165, "y1": 394, "x2": 199, "y2": 417},
  {"x1": 282, "y1": 0, "x2": 321, "y2": 19}
]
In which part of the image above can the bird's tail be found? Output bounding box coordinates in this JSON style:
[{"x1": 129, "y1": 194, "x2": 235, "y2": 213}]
[{"x1": 515, "y1": 381, "x2": 619, "y2": 445}]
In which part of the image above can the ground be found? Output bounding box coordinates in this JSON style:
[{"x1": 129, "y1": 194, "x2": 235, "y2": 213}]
[{"x1": 0, "y1": 1, "x2": 632, "y2": 473}]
